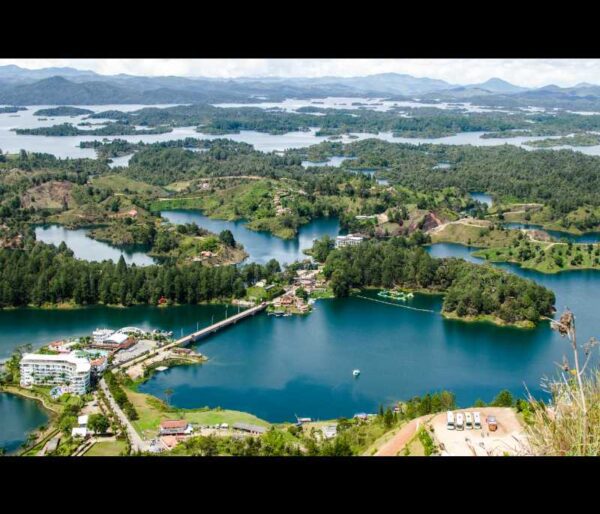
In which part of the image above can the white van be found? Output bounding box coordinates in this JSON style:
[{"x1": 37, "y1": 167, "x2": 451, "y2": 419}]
[
  {"x1": 446, "y1": 411, "x2": 455, "y2": 430},
  {"x1": 465, "y1": 412, "x2": 473, "y2": 430},
  {"x1": 455, "y1": 412, "x2": 465, "y2": 431},
  {"x1": 473, "y1": 412, "x2": 482, "y2": 429}
]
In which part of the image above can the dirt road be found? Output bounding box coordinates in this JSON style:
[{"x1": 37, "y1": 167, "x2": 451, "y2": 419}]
[{"x1": 374, "y1": 415, "x2": 431, "y2": 456}]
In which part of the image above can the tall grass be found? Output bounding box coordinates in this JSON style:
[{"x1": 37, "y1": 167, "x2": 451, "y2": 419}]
[{"x1": 526, "y1": 310, "x2": 600, "y2": 456}]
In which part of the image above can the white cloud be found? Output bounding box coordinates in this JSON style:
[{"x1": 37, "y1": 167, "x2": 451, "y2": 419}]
[{"x1": 1, "y1": 59, "x2": 600, "y2": 87}]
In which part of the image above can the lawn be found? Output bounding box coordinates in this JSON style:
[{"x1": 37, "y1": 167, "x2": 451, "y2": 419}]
[
  {"x1": 84, "y1": 440, "x2": 127, "y2": 457},
  {"x1": 125, "y1": 388, "x2": 270, "y2": 439}
]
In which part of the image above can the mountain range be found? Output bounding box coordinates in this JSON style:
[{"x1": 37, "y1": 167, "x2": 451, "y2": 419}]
[{"x1": 1, "y1": 64, "x2": 600, "y2": 108}]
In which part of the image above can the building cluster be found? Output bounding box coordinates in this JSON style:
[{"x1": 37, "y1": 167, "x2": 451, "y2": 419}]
[
  {"x1": 150, "y1": 419, "x2": 268, "y2": 452},
  {"x1": 19, "y1": 326, "x2": 173, "y2": 396}
]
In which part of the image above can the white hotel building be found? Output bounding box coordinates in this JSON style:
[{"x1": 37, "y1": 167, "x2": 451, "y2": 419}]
[{"x1": 20, "y1": 353, "x2": 92, "y2": 395}]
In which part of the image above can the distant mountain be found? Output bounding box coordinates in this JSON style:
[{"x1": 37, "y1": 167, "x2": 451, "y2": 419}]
[
  {"x1": 0, "y1": 76, "x2": 251, "y2": 105},
  {"x1": 289, "y1": 73, "x2": 455, "y2": 96},
  {"x1": 2, "y1": 64, "x2": 600, "y2": 108},
  {"x1": 0, "y1": 64, "x2": 99, "y2": 85},
  {"x1": 471, "y1": 77, "x2": 528, "y2": 94}
]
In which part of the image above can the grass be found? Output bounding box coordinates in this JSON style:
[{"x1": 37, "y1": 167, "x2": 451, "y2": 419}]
[
  {"x1": 125, "y1": 388, "x2": 270, "y2": 439},
  {"x1": 91, "y1": 175, "x2": 166, "y2": 196},
  {"x1": 404, "y1": 433, "x2": 426, "y2": 456},
  {"x1": 83, "y1": 440, "x2": 127, "y2": 457},
  {"x1": 474, "y1": 242, "x2": 600, "y2": 274},
  {"x1": 430, "y1": 222, "x2": 517, "y2": 248}
]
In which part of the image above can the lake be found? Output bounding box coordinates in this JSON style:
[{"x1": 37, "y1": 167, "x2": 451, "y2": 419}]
[
  {"x1": 34, "y1": 225, "x2": 155, "y2": 266},
  {"x1": 6, "y1": 104, "x2": 600, "y2": 158},
  {"x1": 160, "y1": 210, "x2": 341, "y2": 265},
  {"x1": 137, "y1": 243, "x2": 600, "y2": 422},
  {"x1": 0, "y1": 393, "x2": 49, "y2": 454},
  {"x1": 3, "y1": 239, "x2": 599, "y2": 422}
]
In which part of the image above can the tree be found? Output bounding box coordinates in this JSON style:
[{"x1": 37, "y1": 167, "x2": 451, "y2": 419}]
[
  {"x1": 491, "y1": 389, "x2": 514, "y2": 407},
  {"x1": 218, "y1": 229, "x2": 236, "y2": 248},
  {"x1": 88, "y1": 414, "x2": 110, "y2": 435}
]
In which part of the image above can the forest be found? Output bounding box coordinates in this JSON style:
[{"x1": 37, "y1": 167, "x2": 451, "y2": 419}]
[{"x1": 0, "y1": 239, "x2": 280, "y2": 308}]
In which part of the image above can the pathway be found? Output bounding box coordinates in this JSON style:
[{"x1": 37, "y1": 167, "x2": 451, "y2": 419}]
[
  {"x1": 374, "y1": 415, "x2": 432, "y2": 456},
  {"x1": 99, "y1": 378, "x2": 148, "y2": 453}
]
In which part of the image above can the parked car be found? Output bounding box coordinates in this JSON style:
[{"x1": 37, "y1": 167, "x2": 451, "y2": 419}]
[
  {"x1": 456, "y1": 412, "x2": 464, "y2": 431},
  {"x1": 473, "y1": 412, "x2": 482, "y2": 429},
  {"x1": 486, "y1": 415, "x2": 498, "y2": 432}
]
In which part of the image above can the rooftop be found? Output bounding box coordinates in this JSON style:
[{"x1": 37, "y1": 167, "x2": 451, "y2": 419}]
[
  {"x1": 160, "y1": 419, "x2": 189, "y2": 430},
  {"x1": 21, "y1": 353, "x2": 91, "y2": 373}
]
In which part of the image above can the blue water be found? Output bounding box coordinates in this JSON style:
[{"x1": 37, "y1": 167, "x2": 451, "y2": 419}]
[
  {"x1": 0, "y1": 393, "x2": 49, "y2": 454},
  {"x1": 502, "y1": 223, "x2": 600, "y2": 243},
  {"x1": 139, "y1": 243, "x2": 600, "y2": 422},
  {"x1": 470, "y1": 192, "x2": 493, "y2": 207},
  {"x1": 35, "y1": 225, "x2": 155, "y2": 266},
  {"x1": 160, "y1": 210, "x2": 341, "y2": 265}
]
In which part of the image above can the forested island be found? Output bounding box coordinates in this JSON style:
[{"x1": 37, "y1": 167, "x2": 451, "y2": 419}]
[
  {"x1": 32, "y1": 106, "x2": 94, "y2": 117},
  {"x1": 0, "y1": 106, "x2": 27, "y2": 114},
  {"x1": 14, "y1": 122, "x2": 172, "y2": 137},
  {"x1": 311, "y1": 236, "x2": 555, "y2": 327}
]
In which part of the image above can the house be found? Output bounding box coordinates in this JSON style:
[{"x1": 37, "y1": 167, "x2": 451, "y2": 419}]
[
  {"x1": 335, "y1": 234, "x2": 364, "y2": 248},
  {"x1": 71, "y1": 427, "x2": 88, "y2": 438},
  {"x1": 160, "y1": 435, "x2": 186, "y2": 450},
  {"x1": 20, "y1": 353, "x2": 91, "y2": 395},
  {"x1": 322, "y1": 425, "x2": 337, "y2": 439},
  {"x1": 232, "y1": 423, "x2": 268, "y2": 435},
  {"x1": 48, "y1": 340, "x2": 79, "y2": 353},
  {"x1": 353, "y1": 413, "x2": 368, "y2": 421},
  {"x1": 159, "y1": 419, "x2": 193, "y2": 436},
  {"x1": 280, "y1": 295, "x2": 294, "y2": 306}
]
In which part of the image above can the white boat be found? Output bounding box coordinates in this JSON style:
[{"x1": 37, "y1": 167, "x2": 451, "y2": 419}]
[{"x1": 353, "y1": 369, "x2": 361, "y2": 377}]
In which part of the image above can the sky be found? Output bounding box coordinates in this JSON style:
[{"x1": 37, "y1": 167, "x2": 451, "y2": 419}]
[{"x1": 0, "y1": 59, "x2": 599, "y2": 88}]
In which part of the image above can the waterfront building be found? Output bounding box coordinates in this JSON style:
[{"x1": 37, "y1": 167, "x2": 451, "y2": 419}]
[
  {"x1": 92, "y1": 328, "x2": 114, "y2": 344},
  {"x1": 20, "y1": 353, "x2": 91, "y2": 395},
  {"x1": 335, "y1": 234, "x2": 364, "y2": 248},
  {"x1": 159, "y1": 420, "x2": 193, "y2": 436}
]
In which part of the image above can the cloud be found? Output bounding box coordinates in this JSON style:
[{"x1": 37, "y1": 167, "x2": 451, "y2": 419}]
[{"x1": 1, "y1": 59, "x2": 600, "y2": 87}]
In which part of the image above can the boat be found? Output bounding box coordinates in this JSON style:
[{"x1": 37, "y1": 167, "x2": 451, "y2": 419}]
[
  {"x1": 353, "y1": 369, "x2": 361, "y2": 377},
  {"x1": 268, "y1": 310, "x2": 285, "y2": 317},
  {"x1": 377, "y1": 289, "x2": 414, "y2": 301}
]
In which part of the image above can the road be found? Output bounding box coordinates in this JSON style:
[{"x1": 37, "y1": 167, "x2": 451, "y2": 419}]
[
  {"x1": 99, "y1": 378, "x2": 149, "y2": 453},
  {"x1": 374, "y1": 415, "x2": 432, "y2": 456}
]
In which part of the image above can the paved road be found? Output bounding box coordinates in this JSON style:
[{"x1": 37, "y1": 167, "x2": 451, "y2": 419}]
[{"x1": 99, "y1": 378, "x2": 148, "y2": 453}]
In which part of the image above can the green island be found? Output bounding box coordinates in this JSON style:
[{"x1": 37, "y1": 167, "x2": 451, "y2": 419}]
[{"x1": 33, "y1": 106, "x2": 94, "y2": 117}]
